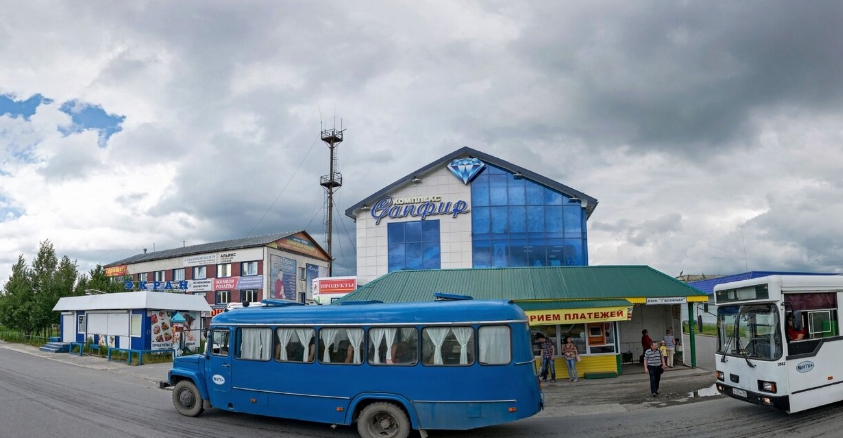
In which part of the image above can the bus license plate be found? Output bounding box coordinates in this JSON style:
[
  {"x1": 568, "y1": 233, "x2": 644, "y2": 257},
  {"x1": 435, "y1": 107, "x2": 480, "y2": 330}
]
[{"x1": 733, "y1": 388, "x2": 747, "y2": 398}]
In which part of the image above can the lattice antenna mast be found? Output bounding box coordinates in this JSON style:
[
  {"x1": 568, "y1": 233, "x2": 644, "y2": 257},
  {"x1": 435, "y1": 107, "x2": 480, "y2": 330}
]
[{"x1": 320, "y1": 118, "x2": 344, "y2": 276}]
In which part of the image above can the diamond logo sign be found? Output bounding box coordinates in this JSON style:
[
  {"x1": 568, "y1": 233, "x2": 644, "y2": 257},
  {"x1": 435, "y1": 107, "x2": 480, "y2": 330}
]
[{"x1": 448, "y1": 157, "x2": 486, "y2": 184}]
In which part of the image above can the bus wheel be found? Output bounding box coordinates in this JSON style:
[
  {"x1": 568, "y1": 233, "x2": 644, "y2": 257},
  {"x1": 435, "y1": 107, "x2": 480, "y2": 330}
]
[
  {"x1": 173, "y1": 380, "x2": 204, "y2": 417},
  {"x1": 357, "y1": 402, "x2": 410, "y2": 438}
]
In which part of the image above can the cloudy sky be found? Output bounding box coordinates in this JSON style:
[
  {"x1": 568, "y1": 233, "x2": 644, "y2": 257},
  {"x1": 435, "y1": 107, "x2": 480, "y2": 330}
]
[{"x1": 2, "y1": 1, "x2": 843, "y2": 285}]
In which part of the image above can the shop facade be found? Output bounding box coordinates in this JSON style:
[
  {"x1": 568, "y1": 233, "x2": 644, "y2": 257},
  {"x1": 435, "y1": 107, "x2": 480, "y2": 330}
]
[
  {"x1": 340, "y1": 266, "x2": 709, "y2": 376},
  {"x1": 345, "y1": 147, "x2": 599, "y2": 285},
  {"x1": 103, "y1": 231, "x2": 332, "y2": 316},
  {"x1": 52, "y1": 291, "x2": 211, "y2": 352}
]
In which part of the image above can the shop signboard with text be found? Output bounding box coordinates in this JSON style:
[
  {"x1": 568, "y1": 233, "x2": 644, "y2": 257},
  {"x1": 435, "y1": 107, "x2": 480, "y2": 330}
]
[
  {"x1": 312, "y1": 276, "x2": 357, "y2": 304},
  {"x1": 525, "y1": 306, "x2": 633, "y2": 325}
]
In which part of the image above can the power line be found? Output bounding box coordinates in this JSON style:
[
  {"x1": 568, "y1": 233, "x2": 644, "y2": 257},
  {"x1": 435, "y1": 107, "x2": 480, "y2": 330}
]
[
  {"x1": 246, "y1": 137, "x2": 319, "y2": 237},
  {"x1": 305, "y1": 196, "x2": 327, "y2": 231},
  {"x1": 334, "y1": 193, "x2": 357, "y2": 255}
]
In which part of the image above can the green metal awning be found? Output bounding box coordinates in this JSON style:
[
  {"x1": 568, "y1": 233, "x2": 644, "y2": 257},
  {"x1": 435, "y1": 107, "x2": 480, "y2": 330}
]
[{"x1": 515, "y1": 299, "x2": 633, "y2": 311}]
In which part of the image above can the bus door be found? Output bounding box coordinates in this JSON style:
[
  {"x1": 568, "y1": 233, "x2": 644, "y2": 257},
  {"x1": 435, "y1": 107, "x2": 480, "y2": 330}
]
[{"x1": 208, "y1": 328, "x2": 232, "y2": 395}]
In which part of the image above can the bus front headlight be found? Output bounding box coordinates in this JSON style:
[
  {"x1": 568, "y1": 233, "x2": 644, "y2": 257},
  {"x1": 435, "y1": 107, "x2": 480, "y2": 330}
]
[
  {"x1": 716, "y1": 371, "x2": 724, "y2": 381},
  {"x1": 759, "y1": 380, "x2": 777, "y2": 393}
]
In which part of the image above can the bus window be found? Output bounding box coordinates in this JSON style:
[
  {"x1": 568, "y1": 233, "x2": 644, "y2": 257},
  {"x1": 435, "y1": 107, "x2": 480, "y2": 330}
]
[
  {"x1": 368, "y1": 327, "x2": 419, "y2": 365},
  {"x1": 236, "y1": 328, "x2": 273, "y2": 361},
  {"x1": 211, "y1": 329, "x2": 230, "y2": 356},
  {"x1": 422, "y1": 327, "x2": 475, "y2": 365},
  {"x1": 479, "y1": 326, "x2": 511, "y2": 365},
  {"x1": 808, "y1": 310, "x2": 837, "y2": 337},
  {"x1": 319, "y1": 327, "x2": 365, "y2": 364},
  {"x1": 275, "y1": 328, "x2": 315, "y2": 362}
]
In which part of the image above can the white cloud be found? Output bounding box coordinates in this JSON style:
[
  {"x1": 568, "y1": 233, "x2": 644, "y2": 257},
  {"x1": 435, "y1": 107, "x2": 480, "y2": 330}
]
[{"x1": 3, "y1": 0, "x2": 843, "y2": 283}]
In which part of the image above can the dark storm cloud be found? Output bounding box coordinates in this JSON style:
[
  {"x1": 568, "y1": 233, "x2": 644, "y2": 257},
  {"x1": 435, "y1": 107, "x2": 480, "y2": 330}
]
[{"x1": 508, "y1": 1, "x2": 843, "y2": 154}]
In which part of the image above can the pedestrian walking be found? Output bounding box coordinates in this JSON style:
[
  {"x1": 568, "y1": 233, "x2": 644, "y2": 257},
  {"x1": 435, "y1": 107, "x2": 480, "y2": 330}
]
[
  {"x1": 644, "y1": 340, "x2": 665, "y2": 396},
  {"x1": 561, "y1": 336, "x2": 579, "y2": 382},
  {"x1": 663, "y1": 328, "x2": 677, "y2": 367},
  {"x1": 536, "y1": 334, "x2": 556, "y2": 383}
]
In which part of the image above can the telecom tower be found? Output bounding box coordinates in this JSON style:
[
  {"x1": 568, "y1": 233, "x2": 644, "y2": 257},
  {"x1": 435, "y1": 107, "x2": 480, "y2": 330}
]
[{"x1": 320, "y1": 121, "x2": 344, "y2": 276}]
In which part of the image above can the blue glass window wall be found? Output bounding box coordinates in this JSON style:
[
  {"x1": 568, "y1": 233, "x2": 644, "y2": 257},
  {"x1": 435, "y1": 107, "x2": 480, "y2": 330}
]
[
  {"x1": 388, "y1": 220, "x2": 441, "y2": 272},
  {"x1": 471, "y1": 164, "x2": 587, "y2": 268}
]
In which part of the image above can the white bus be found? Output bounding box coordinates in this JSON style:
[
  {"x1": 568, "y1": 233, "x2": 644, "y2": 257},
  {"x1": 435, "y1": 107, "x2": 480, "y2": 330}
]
[{"x1": 714, "y1": 275, "x2": 843, "y2": 412}]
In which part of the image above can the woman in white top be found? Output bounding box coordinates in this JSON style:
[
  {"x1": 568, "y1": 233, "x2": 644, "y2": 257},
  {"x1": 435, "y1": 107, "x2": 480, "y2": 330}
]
[{"x1": 663, "y1": 329, "x2": 676, "y2": 368}]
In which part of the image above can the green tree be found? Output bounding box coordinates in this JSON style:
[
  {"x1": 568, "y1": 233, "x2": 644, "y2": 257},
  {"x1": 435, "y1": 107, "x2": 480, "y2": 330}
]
[
  {"x1": 25, "y1": 241, "x2": 79, "y2": 337},
  {"x1": 74, "y1": 265, "x2": 123, "y2": 295},
  {"x1": 73, "y1": 275, "x2": 89, "y2": 296},
  {"x1": 88, "y1": 265, "x2": 122, "y2": 293},
  {"x1": 0, "y1": 255, "x2": 34, "y2": 333},
  {"x1": 29, "y1": 240, "x2": 60, "y2": 337}
]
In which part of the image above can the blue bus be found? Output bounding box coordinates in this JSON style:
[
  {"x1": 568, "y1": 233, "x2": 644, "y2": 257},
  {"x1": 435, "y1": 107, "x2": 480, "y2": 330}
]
[{"x1": 167, "y1": 299, "x2": 543, "y2": 438}]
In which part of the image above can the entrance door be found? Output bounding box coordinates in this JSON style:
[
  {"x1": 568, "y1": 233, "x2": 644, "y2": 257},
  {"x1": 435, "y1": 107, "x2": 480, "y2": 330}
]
[{"x1": 62, "y1": 314, "x2": 75, "y2": 342}]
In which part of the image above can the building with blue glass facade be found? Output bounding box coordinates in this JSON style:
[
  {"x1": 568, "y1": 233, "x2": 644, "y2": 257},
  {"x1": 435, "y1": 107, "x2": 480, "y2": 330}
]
[{"x1": 345, "y1": 147, "x2": 598, "y2": 285}]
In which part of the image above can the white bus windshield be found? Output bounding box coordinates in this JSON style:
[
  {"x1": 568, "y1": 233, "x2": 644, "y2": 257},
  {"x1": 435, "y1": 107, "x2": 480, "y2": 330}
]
[{"x1": 717, "y1": 304, "x2": 782, "y2": 361}]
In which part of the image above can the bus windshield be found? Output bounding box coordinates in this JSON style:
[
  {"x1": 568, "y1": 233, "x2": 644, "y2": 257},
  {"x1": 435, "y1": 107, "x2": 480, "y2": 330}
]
[{"x1": 717, "y1": 304, "x2": 782, "y2": 361}]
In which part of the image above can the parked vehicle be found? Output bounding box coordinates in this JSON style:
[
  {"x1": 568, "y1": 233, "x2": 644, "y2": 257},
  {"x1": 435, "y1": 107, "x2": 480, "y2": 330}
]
[{"x1": 166, "y1": 298, "x2": 543, "y2": 438}]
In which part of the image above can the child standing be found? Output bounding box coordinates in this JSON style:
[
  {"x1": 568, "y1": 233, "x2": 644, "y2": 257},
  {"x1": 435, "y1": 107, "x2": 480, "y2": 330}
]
[{"x1": 659, "y1": 340, "x2": 669, "y2": 368}]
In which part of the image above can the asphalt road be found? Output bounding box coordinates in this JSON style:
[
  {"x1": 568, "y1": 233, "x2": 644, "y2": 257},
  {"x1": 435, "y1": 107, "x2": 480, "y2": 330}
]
[{"x1": 3, "y1": 337, "x2": 843, "y2": 438}]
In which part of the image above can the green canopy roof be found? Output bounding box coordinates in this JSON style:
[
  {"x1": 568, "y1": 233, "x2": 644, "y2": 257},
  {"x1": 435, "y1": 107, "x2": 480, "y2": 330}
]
[
  {"x1": 340, "y1": 266, "x2": 707, "y2": 304},
  {"x1": 515, "y1": 299, "x2": 633, "y2": 311}
]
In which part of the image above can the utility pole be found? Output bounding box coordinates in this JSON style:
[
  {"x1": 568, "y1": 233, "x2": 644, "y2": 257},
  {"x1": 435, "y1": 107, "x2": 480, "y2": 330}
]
[{"x1": 319, "y1": 121, "x2": 344, "y2": 276}]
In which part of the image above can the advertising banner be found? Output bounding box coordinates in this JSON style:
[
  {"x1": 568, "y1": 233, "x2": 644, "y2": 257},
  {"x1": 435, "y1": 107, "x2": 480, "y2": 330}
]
[
  {"x1": 189, "y1": 279, "x2": 214, "y2": 292},
  {"x1": 275, "y1": 233, "x2": 327, "y2": 260},
  {"x1": 306, "y1": 264, "x2": 320, "y2": 300},
  {"x1": 149, "y1": 310, "x2": 174, "y2": 351},
  {"x1": 105, "y1": 265, "x2": 128, "y2": 277},
  {"x1": 269, "y1": 255, "x2": 296, "y2": 301},
  {"x1": 237, "y1": 275, "x2": 263, "y2": 290},
  {"x1": 173, "y1": 311, "x2": 200, "y2": 353},
  {"x1": 183, "y1": 254, "x2": 216, "y2": 266}
]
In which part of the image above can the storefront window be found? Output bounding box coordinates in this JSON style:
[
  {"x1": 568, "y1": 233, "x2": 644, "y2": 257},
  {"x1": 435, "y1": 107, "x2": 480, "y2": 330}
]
[
  {"x1": 558, "y1": 324, "x2": 586, "y2": 355},
  {"x1": 471, "y1": 164, "x2": 587, "y2": 268},
  {"x1": 531, "y1": 323, "x2": 618, "y2": 356},
  {"x1": 387, "y1": 220, "x2": 441, "y2": 272}
]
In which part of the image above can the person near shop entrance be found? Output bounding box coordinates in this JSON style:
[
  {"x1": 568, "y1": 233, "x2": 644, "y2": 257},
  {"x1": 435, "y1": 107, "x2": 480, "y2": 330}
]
[
  {"x1": 536, "y1": 334, "x2": 556, "y2": 383},
  {"x1": 561, "y1": 336, "x2": 579, "y2": 382},
  {"x1": 644, "y1": 340, "x2": 665, "y2": 397},
  {"x1": 640, "y1": 329, "x2": 653, "y2": 363},
  {"x1": 663, "y1": 328, "x2": 677, "y2": 367}
]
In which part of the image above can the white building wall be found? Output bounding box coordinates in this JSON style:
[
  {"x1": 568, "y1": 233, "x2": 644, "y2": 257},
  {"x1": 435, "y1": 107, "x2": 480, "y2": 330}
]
[
  {"x1": 354, "y1": 166, "x2": 473, "y2": 285},
  {"x1": 126, "y1": 247, "x2": 266, "y2": 275}
]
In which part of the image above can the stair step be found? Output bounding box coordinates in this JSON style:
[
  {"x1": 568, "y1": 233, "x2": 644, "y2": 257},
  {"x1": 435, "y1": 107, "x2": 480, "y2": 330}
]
[{"x1": 40, "y1": 343, "x2": 70, "y2": 353}]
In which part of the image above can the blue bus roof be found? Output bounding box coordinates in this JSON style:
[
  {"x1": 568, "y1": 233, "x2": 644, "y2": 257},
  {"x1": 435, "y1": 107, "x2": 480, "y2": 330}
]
[{"x1": 211, "y1": 299, "x2": 527, "y2": 326}]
